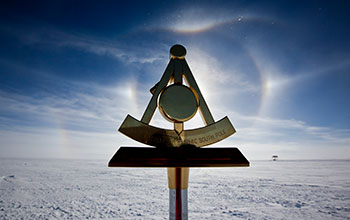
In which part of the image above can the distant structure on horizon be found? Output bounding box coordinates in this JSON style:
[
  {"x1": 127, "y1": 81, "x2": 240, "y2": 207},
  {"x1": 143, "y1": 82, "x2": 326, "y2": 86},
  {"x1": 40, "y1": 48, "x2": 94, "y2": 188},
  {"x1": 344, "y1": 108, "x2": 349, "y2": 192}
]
[{"x1": 272, "y1": 155, "x2": 278, "y2": 161}]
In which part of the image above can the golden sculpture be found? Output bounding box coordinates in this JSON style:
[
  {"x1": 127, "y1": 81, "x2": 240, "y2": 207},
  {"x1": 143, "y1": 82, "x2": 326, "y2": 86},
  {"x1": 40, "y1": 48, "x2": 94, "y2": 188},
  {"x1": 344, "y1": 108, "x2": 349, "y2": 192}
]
[{"x1": 118, "y1": 44, "x2": 236, "y2": 147}]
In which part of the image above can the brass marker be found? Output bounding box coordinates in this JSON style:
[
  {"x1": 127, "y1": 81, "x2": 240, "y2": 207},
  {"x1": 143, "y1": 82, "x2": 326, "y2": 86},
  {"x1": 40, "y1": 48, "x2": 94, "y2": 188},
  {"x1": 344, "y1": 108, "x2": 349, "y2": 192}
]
[
  {"x1": 119, "y1": 44, "x2": 236, "y2": 147},
  {"x1": 109, "y1": 44, "x2": 249, "y2": 220}
]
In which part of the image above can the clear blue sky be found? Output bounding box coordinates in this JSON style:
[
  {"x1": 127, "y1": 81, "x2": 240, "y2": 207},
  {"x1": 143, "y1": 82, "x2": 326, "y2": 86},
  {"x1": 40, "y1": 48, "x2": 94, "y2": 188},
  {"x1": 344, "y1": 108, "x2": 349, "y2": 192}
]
[{"x1": 0, "y1": 0, "x2": 349, "y2": 159}]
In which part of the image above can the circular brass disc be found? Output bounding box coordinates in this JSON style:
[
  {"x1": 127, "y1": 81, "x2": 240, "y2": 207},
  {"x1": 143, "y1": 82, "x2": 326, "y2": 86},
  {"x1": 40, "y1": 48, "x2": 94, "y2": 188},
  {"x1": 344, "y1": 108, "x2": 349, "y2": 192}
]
[
  {"x1": 159, "y1": 84, "x2": 198, "y2": 122},
  {"x1": 170, "y1": 44, "x2": 186, "y2": 58}
]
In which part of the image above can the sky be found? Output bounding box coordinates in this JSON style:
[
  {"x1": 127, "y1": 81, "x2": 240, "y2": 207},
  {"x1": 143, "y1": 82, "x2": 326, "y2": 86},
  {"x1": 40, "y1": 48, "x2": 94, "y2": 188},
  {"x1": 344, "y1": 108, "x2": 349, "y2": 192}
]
[{"x1": 0, "y1": 0, "x2": 349, "y2": 160}]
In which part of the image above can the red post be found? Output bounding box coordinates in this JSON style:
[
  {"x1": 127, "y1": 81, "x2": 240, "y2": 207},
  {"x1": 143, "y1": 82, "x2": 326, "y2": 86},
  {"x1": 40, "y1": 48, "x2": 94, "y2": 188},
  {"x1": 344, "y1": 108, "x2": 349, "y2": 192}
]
[{"x1": 175, "y1": 168, "x2": 182, "y2": 220}]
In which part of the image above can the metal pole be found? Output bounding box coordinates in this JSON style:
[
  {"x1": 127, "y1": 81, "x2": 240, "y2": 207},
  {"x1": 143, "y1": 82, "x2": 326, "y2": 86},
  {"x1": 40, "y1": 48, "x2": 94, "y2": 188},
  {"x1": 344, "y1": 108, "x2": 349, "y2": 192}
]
[{"x1": 168, "y1": 167, "x2": 189, "y2": 220}]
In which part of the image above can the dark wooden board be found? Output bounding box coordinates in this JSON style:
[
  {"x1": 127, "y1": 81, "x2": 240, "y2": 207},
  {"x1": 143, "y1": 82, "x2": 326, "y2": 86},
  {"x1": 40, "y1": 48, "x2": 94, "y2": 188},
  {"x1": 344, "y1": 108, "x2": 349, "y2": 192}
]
[{"x1": 108, "y1": 147, "x2": 249, "y2": 167}]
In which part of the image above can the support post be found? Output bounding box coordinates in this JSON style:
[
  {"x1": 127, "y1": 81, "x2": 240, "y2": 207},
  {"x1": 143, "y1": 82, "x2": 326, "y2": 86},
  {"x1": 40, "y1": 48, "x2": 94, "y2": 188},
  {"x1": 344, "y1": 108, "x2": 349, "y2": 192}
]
[{"x1": 167, "y1": 167, "x2": 189, "y2": 220}]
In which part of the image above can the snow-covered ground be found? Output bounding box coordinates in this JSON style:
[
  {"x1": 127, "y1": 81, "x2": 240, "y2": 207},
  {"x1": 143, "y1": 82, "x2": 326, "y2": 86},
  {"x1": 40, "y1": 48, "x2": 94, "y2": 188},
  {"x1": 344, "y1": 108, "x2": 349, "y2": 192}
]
[{"x1": 1, "y1": 158, "x2": 349, "y2": 219}]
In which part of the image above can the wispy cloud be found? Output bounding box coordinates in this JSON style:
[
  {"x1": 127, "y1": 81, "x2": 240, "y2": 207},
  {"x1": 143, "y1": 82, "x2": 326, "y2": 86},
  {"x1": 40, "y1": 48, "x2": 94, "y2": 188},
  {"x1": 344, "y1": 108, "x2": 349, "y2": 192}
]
[{"x1": 49, "y1": 33, "x2": 165, "y2": 64}]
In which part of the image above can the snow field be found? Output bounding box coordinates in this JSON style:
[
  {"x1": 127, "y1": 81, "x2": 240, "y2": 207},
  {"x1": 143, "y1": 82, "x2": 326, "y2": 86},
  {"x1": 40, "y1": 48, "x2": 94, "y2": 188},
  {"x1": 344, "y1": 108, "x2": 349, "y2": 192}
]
[{"x1": 1, "y1": 159, "x2": 349, "y2": 219}]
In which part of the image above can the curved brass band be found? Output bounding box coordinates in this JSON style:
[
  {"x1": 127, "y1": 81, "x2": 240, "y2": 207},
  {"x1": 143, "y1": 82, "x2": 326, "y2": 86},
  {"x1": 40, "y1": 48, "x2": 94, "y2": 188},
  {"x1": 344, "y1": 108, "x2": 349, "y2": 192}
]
[{"x1": 119, "y1": 115, "x2": 236, "y2": 147}]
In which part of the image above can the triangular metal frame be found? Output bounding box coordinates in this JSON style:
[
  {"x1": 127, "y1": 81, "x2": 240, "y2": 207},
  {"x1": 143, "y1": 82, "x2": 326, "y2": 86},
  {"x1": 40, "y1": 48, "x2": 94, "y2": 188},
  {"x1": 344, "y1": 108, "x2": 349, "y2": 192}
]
[{"x1": 141, "y1": 58, "x2": 215, "y2": 126}]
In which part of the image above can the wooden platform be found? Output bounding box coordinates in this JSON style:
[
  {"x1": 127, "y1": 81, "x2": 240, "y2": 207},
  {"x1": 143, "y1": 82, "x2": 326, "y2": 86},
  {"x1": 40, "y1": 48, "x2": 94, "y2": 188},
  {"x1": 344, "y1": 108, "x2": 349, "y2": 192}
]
[{"x1": 108, "y1": 147, "x2": 249, "y2": 167}]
